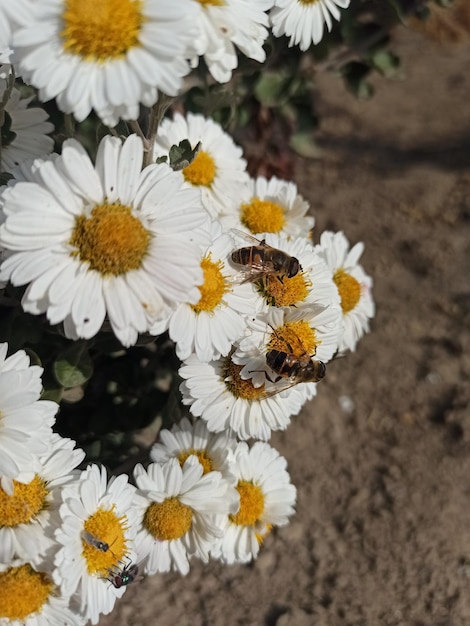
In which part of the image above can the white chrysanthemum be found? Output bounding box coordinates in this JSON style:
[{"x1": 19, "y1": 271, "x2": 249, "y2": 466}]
[
  {"x1": 12, "y1": 0, "x2": 198, "y2": 126},
  {"x1": 150, "y1": 416, "x2": 238, "y2": 487},
  {"x1": 189, "y1": 0, "x2": 273, "y2": 83},
  {"x1": 0, "y1": 134, "x2": 209, "y2": 347},
  {"x1": 153, "y1": 224, "x2": 256, "y2": 362},
  {"x1": 233, "y1": 303, "x2": 340, "y2": 397},
  {"x1": 230, "y1": 231, "x2": 341, "y2": 314},
  {"x1": 133, "y1": 456, "x2": 237, "y2": 576},
  {"x1": 315, "y1": 230, "x2": 375, "y2": 353},
  {"x1": 0, "y1": 559, "x2": 85, "y2": 626},
  {"x1": 270, "y1": 0, "x2": 350, "y2": 50},
  {"x1": 221, "y1": 176, "x2": 314, "y2": 239},
  {"x1": 54, "y1": 464, "x2": 141, "y2": 625},
  {"x1": 0, "y1": 79, "x2": 54, "y2": 172},
  {"x1": 0, "y1": 433, "x2": 85, "y2": 565},
  {"x1": 0, "y1": 343, "x2": 56, "y2": 494},
  {"x1": 153, "y1": 112, "x2": 249, "y2": 218},
  {"x1": 179, "y1": 351, "x2": 305, "y2": 441},
  {"x1": 212, "y1": 441, "x2": 296, "y2": 564}
]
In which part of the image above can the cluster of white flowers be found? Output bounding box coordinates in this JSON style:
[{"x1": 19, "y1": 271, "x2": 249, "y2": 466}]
[
  {"x1": 0, "y1": 348, "x2": 296, "y2": 624},
  {"x1": 0, "y1": 0, "x2": 350, "y2": 126},
  {"x1": 0, "y1": 1, "x2": 377, "y2": 623}
]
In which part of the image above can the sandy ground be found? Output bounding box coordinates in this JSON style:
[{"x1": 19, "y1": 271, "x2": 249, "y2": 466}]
[{"x1": 99, "y1": 26, "x2": 470, "y2": 626}]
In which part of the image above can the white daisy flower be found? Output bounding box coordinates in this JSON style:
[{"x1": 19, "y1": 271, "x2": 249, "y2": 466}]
[
  {"x1": 153, "y1": 223, "x2": 256, "y2": 362},
  {"x1": 270, "y1": 0, "x2": 350, "y2": 50},
  {"x1": 0, "y1": 79, "x2": 54, "y2": 172},
  {"x1": 179, "y1": 351, "x2": 305, "y2": 441},
  {"x1": 221, "y1": 175, "x2": 314, "y2": 239},
  {"x1": 189, "y1": 0, "x2": 273, "y2": 83},
  {"x1": 0, "y1": 559, "x2": 85, "y2": 626},
  {"x1": 133, "y1": 456, "x2": 237, "y2": 576},
  {"x1": 212, "y1": 441, "x2": 296, "y2": 564},
  {"x1": 153, "y1": 112, "x2": 249, "y2": 218},
  {"x1": 233, "y1": 303, "x2": 341, "y2": 396},
  {"x1": 0, "y1": 433, "x2": 85, "y2": 565},
  {"x1": 54, "y1": 464, "x2": 141, "y2": 625},
  {"x1": 150, "y1": 416, "x2": 238, "y2": 487},
  {"x1": 229, "y1": 231, "x2": 341, "y2": 314},
  {"x1": 0, "y1": 343, "x2": 56, "y2": 495},
  {"x1": 12, "y1": 0, "x2": 199, "y2": 127},
  {"x1": 315, "y1": 230, "x2": 375, "y2": 353},
  {"x1": 0, "y1": 134, "x2": 208, "y2": 347}
]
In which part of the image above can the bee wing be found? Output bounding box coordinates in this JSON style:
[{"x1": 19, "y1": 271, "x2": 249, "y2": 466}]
[
  {"x1": 228, "y1": 268, "x2": 269, "y2": 285},
  {"x1": 260, "y1": 379, "x2": 298, "y2": 399},
  {"x1": 229, "y1": 228, "x2": 263, "y2": 246}
]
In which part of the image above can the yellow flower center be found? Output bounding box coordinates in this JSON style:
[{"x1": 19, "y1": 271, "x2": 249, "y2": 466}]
[
  {"x1": 178, "y1": 449, "x2": 214, "y2": 474},
  {"x1": 0, "y1": 476, "x2": 48, "y2": 527},
  {"x1": 82, "y1": 508, "x2": 129, "y2": 575},
  {"x1": 183, "y1": 151, "x2": 216, "y2": 188},
  {"x1": 333, "y1": 269, "x2": 361, "y2": 313},
  {"x1": 261, "y1": 273, "x2": 310, "y2": 307},
  {"x1": 144, "y1": 498, "x2": 193, "y2": 541},
  {"x1": 229, "y1": 480, "x2": 264, "y2": 526},
  {"x1": 61, "y1": 0, "x2": 144, "y2": 61},
  {"x1": 0, "y1": 565, "x2": 53, "y2": 621},
  {"x1": 224, "y1": 359, "x2": 266, "y2": 401},
  {"x1": 268, "y1": 321, "x2": 318, "y2": 356},
  {"x1": 240, "y1": 198, "x2": 285, "y2": 234},
  {"x1": 192, "y1": 256, "x2": 227, "y2": 313},
  {"x1": 70, "y1": 202, "x2": 151, "y2": 276},
  {"x1": 298, "y1": 0, "x2": 320, "y2": 4}
]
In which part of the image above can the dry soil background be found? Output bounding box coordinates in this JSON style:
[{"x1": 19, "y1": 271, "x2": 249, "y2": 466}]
[{"x1": 99, "y1": 26, "x2": 470, "y2": 626}]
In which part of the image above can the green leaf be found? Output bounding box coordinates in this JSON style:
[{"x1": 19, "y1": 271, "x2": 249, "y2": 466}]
[
  {"x1": 168, "y1": 140, "x2": 201, "y2": 171},
  {"x1": 370, "y1": 49, "x2": 400, "y2": 77},
  {"x1": 289, "y1": 131, "x2": 323, "y2": 159},
  {"x1": 53, "y1": 343, "x2": 93, "y2": 388}
]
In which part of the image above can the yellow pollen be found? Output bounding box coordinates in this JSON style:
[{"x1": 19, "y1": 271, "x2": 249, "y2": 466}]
[
  {"x1": 183, "y1": 151, "x2": 216, "y2": 187},
  {"x1": 334, "y1": 269, "x2": 361, "y2": 313},
  {"x1": 269, "y1": 321, "x2": 318, "y2": 356},
  {"x1": 240, "y1": 198, "x2": 285, "y2": 234},
  {"x1": 298, "y1": 0, "x2": 320, "y2": 4},
  {"x1": 61, "y1": 0, "x2": 144, "y2": 61},
  {"x1": 198, "y1": 0, "x2": 226, "y2": 6},
  {"x1": 224, "y1": 359, "x2": 266, "y2": 401},
  {"x1": 0, "y1": 476, "x2": 48, "y2": 527},
  {"x1": 69, "y1": 202, "x2": 150, "y2": 276},
  {"x1": 262, "y1": 273, "x2": 310, "y2": 307},
  {"x1": 0, "y1": 565, "x2": 53, "y2": 620},
  {"x1": 229, "y1": 481, "x2": 264, "y2": 526},
  {"x1": 192, "y1": 256, "x2": 227, "y2": 313},
  {"x1": 178, "y1": 449, "x2": 214, "y2": 474},
  {"x1": 144, "y1": 498, "x2": 193, "y2": 541},
  {"x1": 82, "y1": 508, "x2": 129, "y2": 575}
]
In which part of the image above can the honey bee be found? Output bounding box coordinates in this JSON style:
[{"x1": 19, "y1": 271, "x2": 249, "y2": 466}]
[
  {"x1": 230, "y1": 230, "x2": 301, "y2": 284},
  {"x1": 266, "y1": 349, "x2": 326, "y2": 385},
  {"x1": 254, "y1": 324, "x2": 326, "y2": 397}
]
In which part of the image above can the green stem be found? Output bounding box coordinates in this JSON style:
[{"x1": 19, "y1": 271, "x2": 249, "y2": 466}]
[{"x1": 142, "y1": 93, "x2": 174, "y2": 168}]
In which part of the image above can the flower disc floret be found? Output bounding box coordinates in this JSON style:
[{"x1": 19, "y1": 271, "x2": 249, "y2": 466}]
[
  {"x1": 192, "y1": 256, "x2": 227, "y2": 313},
  {"x1": 183, "y1": 151, "x2": 217, "y2": 187},
  {"x1": 82, "y1": 508, "x2": 129, "y2": 574},
  {"x1": 0, "y1": 565, "x2": 52, "y2": 620},
  {"x1": 70, "y1": 203, "x2": 150, "y2": 275},
  {"x1": 334, "y1": 268, "x2": 361, "y2": 313},
  {"x1": 241, "y1": 198, "x2": 285, "y2": 234},
  {"x1": 144, "y1": 498, "x2": 193, "y2": 541},
  {"x1": 230, "y1": 480, "x2": 264, "y2": 526},
  {"x1": 0, "y1": 476, "x2": 48, "y2": 527},
  {"x1": 61, "y1": 0, "x2": 143, "y2": 60}
]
